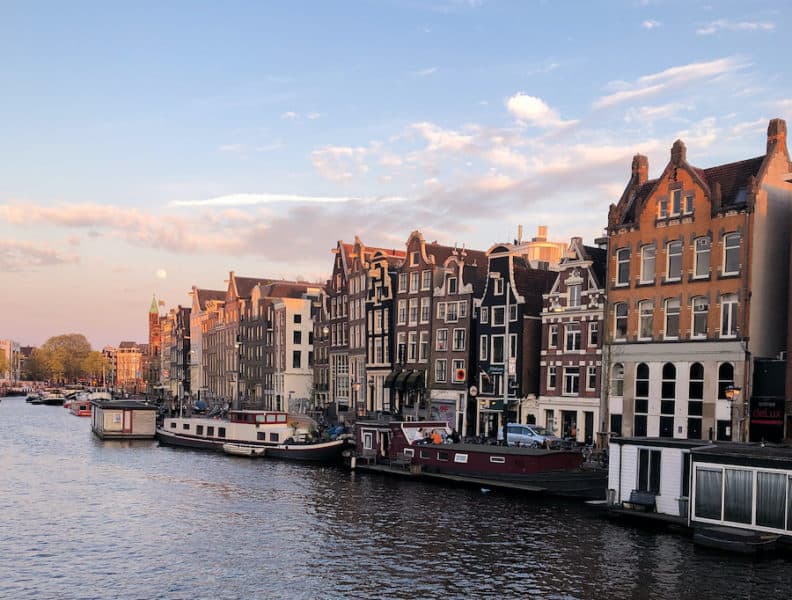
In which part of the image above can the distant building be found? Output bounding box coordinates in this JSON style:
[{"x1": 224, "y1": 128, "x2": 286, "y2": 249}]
[
  {"x1": 0, "y1": 339, "x2": 21, "y2": 382},
  {"x1": 115, "y1": 341, "x2": 143, "y2": 393}
]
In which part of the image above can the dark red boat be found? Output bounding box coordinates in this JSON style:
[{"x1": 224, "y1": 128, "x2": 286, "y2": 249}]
[{"x1": 353, "y1": 419, "x2": 606, "y2": 500}]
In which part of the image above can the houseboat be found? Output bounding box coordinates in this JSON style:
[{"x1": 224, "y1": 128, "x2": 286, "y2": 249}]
[
  {"x1": 70, "y1": 398, "x2": 92, "y2": 417},
  {"x1": 603, "y1": 437, "x2": 792, "y2": 553},
  {"x1": 156, "y1": 410, "x2": 348, "y2": 463},
  {"x1": 91, "y1": 400, "x2": 158, "y2": 440},
  {"x1": 352, "y1": 419, "x2": 607, "y2": 499}
]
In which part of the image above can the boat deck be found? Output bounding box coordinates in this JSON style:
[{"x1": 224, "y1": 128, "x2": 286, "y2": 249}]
[{"x1": 589, "y1": 502, "x2": 689, "y2": 529}]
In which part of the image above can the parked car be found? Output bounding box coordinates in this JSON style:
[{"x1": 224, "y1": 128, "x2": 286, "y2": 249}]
[{"x1": 497, "y1": 424, "x2": 562, "y2": 448}]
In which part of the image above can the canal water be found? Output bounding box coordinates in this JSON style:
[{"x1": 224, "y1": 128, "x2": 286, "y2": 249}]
[{"x1": 1, "y1": 398, "x2": 790, "y2": 600}]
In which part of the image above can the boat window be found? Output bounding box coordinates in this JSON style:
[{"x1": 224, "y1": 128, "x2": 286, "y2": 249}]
[
  {"x1": 437, "y1": 452, "x2": 449, "y2": 461},
  {"x1": 490, "y1": 456, "x2": 505, "y2": 464},
  {"x1": 724, "y1": 468, "x2": 752, "y2": 524},
  {"x1": 695, "y1": 467, "x2": 723, "y2": 520},
  {"x1": 257, "y1": 432, "x2": 266, "y2": 441},
  {"x1": 454, "y1": 453, "x2": 468, "y2": 464},
  {"x1": 756, "y1": 472, "x2": 786, "y2": 530},
  {"x1": 266, "y1": 414, "x2": 276, "y2": 423},
  {"x1": 403, "y1": 448, "x2": 414, "y2": 457},
  {"x1": 182, "y1": 424, "x2": 190, "y2": 431},
  {"x1": 420, "y1": 450, "x2": 430, "y2": 459},
  {"x1": 207, "y1": 426, "x2": 214, "y2": 437},
  {"x1": 270, "y1": 433, "x2": 279, "y2": 442},
  {"x1": 196, "y1": 425, "x2": 203, "y2": 436},
  {"x1": 218, "y1": 428, "x2": 226, "y2": 438},
  {"x1": 256, "y1": 414, "x2": 266, "y2": 423},
  {"x1": 277, "y1": 414, "x2": 287, "y2": 423},
  {"x1": 170, "y1": 422, "x2": 176, "y2": 429}
]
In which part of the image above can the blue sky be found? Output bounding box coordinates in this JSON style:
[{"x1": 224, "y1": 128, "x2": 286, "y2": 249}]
[{"x1": 1, "y1": 0, "x2": 790, "y2": 349}]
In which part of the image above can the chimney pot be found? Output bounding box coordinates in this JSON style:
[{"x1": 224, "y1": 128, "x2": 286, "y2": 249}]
[
  {"x1": 767, "y1": 118, "x2": 787, "y2": 154},
  {"x1": 671, "y1": 140, "x2": 686, "y2": 165}
]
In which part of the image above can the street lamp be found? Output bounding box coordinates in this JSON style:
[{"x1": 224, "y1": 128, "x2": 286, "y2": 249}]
[
  {"x1": 352, "y1": 380, "x2": 361, "y2": 416},
  {"x1": 726, "y1": 385, "x2": 743, "y2": 441}
]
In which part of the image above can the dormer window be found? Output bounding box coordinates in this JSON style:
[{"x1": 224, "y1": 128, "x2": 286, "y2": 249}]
[
  {"x1": 447, "y1": 276, "x2": 458, "y2": 294},
  {"x1": 672, "y1": 189, "x2": 682, "y2": 215},
  {"x1": 659, "y1": 199, "x2": 668, "y2": 219},
  {"x1": 569, "y1": 284, "x2": 581, "y2": 307},
  {"x1": 494, "y1": 278, "x2": 504, "y2": 295},
  {"x1": 684, "y1": 194, "x2": 694, "y2": 214}
]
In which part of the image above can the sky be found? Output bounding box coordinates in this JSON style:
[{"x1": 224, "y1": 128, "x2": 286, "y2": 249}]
[{"x1": 1, "y1": 0, "x2": 790, "y2": 349}]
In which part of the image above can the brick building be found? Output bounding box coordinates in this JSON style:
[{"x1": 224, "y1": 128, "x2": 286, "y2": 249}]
[{"x1": 605, "y1": 119, "x2": 792, "y2": 442}]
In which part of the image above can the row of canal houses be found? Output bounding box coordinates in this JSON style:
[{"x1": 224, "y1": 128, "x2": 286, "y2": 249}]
[{"x1": 155, "y1": 118, "x2": 792, "y2": 450}]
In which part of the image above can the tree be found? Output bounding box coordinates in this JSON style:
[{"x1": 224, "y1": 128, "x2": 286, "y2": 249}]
[
  {"x1": 23, "y1": 349, "x2": 49, "y2": 382},
  {"x1": 82, "y1": 351, "x2": 110, "y2": 384},
  {"x1": 0, "y1": 351, "x2": 7, "y2": 379},
  {"x1": 41, "y1": 334, "x2": 92, "y2": 383}
]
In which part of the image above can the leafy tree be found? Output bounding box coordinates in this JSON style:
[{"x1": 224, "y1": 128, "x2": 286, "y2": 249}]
[
  {"x1": 82, "y1": 351, "x2": 111, "y2": 384},
  {"x1": 23, "y1": 349, "x2": 49, "y2": 382},
  {"x1": 0, "y1": 351, "x2": 7, "y2": 378},
  {"x1": 40, "y1": 334, "x2": 92, "y2": 383}
]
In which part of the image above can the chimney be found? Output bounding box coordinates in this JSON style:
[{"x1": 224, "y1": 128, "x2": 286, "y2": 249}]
[
  {"x1": 767, "y1": 118, "x2": 787, "y2": 155},
  {"x1": 671, "y1": 140, "x2": 686, "y2": 165},
  {"x1": 517, "y1": 224, "x2": 523, "y2": 244},
  {"x1": 533, "y1": 225, "x2": 547, "y2": 242},
  {"x1": 631, "y1": 154, "x2": 649, "y2": 185}
]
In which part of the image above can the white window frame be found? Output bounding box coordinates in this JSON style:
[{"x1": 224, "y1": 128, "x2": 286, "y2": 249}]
[
  {"x1": 665, "y1": 298, "x2": 680, "y2": 340},
  {"x1": 479, "y1": 335, "x2": 488, "y2": 361},
  {"x1": 452, "y1": 359, "x2": 465, "y2": 382},
  {"x1": 421, "y1": 270, "x2": 432, "y2": 291},
  {"x1": 436, "y1": 328, "x2": 448, "y2": 351},
  {"x1": 563, "y1": 367, "x2": 580, "y2": 396},
  {"x1": 638, "y1": 300, "x2": 654, "y2": 341},
  {"x1": 408, "y1": 298, "x2": 418, "y2": 326},
  {"x1": 691, "y1": 297, "x2": 708, "y2": 339},
  {"x1": 480, "y1": 306, "x2": 489, "y2": 324},
  {"x1": 588, "y1": 322, "x2": 599, "y2": 347},
  {"x1": 492, "y1": 306, "x2": 505, "y2": 326},
  {"x1": 614, "y1": 303, "x2": 628, "y2": 340},
  {"x1": 437, "y1": 302, "x2": 446, "y2": 320},
  {"x1": 565, "y1": 324, "x2": 581, "y2": 351},
  {"x1": 447, "y1": 276, "x2": 458, "y2": 294},
  {"x1": 694, "y1": 237, "x2": 711, "y2": 279},
  {"x1": 640, "y1": 245, "x2": 655, "y2": 284},
  {"x1": 419, "y1": 331, "x2": 429, "y2": 362},
  {"x1": 549, "y1": 324, "x2": 558, "y2": 348},
  {"x1": 435, "y1": 359, "x2": 447, "y2": 383},
  {"x1": 399, "y1": 273, "x2": 408, "y2": 293},
  {"x1": 586, "y1": 366, "x2": 597, "y2": 391},
  {"x1": 569, "y1": 284, "x2": 581, "y2": 307},
  {"x1": 452, "y1": 328, "x2": 466, "y2": 352},
  {"x1": 410, "y1": 271, "x2": 420, "y2": 293},
  {"x1": 420, "y1": 297, "x2": 430, "y2": 324},
  {"x1": 494, "y1": 278, "x2": 504, "y2": 295},
  {"x1": 397, "y1": 300, "x2": 407, "y2": 325},
  {"x1": 616, "y1": 248, "x2": 630, "y2": 286},
  {"x1": 459, "y1": 300, "x2": 468, "y2": 319},
  {"x1": 666, "y1": 240, "x2": 682, "y2": 282},
  {"x1": 446, "y1": 302, "x2": 459, "y2": 323},
  {"x1": 408, "y1": 332, "x2": 417, "y2": 361},
  {"x1": 491, "y1": 335, "x2": 505, "y2": 364},
  {"x1": 720, "y1": 294, "x2": 738, "y2": 338},
  {"x1": 547, "y1": 366, "x2": 557, "y2": 389},
  {"x1": 723, "y1": 233, "x2": 741, "y2": 276}
]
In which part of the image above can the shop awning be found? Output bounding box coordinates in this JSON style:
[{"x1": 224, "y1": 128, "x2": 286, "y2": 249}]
[
  {"x1": 383, "y1": 371, "x2": 399, "y2": 388},
  {"x1": 393, "y1": 370, "x2": 411, "y2": 391},
  {"x1": 406, "y1": 370, "x2": 425, "y2": 390}
]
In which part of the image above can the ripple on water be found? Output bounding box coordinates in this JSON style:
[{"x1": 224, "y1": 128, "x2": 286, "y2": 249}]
[{"x1": 2, "y1": 399, "x2": 792, "y2": 600}]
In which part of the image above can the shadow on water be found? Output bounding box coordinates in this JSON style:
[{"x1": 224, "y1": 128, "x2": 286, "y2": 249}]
[{"x1": 1, "y1": 397, "x2": 791, "y2": 600}]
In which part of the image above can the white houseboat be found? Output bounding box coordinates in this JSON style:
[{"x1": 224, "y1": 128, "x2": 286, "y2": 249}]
[
  {"x1": 91, "y1": 400, "x2": 158, "y2": 440},
  {"x1": 156, "y1": 410, "x2": 348, "y2": 463}
]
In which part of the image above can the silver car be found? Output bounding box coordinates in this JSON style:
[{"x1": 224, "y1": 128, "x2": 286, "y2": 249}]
[{"x1": 497, "y1": 424, "x2": 562, "y2": 448}]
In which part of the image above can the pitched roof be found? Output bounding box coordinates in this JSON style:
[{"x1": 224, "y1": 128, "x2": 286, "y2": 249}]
[
  {"x1": 258, "y1": 281, "x2": 325, "y2": 299},
  {"x1": 695, "y1": 155, "x2": 765, "y2": 207},
  {"x1": 149, "y1": 296, "x2": 159, "y2": 315},
  {"x1": 195, "y1": 289, "x2": 226, "y2": 310},
  {"x1": 234, "y1": 276, "x2": 274, "y2": 298}
]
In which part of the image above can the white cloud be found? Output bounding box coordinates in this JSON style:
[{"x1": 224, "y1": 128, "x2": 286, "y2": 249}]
[
  {"x1": 218, "y1": 142, "x2": 282, "y2": 154},
  {"x1": 0, "y1": 239, "x2": 79, "y2": 271},
  {"x1": 379, "y1": 154, "x2": 404, "y2": 167},
  {"x1": 307, "y1": 112, "x2": 321, "y2": 120},
  {"x1": 411, "y1": 122, "x2": 474, "y2": 153},
  {"x1": 593, "y1": 57, "x2": 743, "y2": 109},
  {"x1": 642, "y1": 20, "x2": 662, "y2": 29},
  {"x1": 506, "y1": 93, "x2": 578, "y2": 128},
  {"x1": 311, "y1": 146, "x2": 369, "y2": 182},
  {"x1": 414, "y1": 67, "x2": 438, "y2": 76},
  {"x1": 281, "y1": 111, "x2": 298, "y2": 119},
  {"x1": 170, "y1": 193, "x2": 357, "y2": 208},
  {"x1": 624, "y1": 102, "x2": 692, "y2": 123},
  {"x1": 697, "y1": 20, "x2": 775, "y2": 35}
]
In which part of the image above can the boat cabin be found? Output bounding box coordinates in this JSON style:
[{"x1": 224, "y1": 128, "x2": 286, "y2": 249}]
[
  {"x1": 690, "y1": 443, "x2": 792, "y2": 541},
  {"x1": 228, "y1": 410, "x2": 289, "y2": 425},
  {"x1": 91, "y1": 400, "x2": 158, "y2": 440},
  {"x1": 356, "y1": 419, "x2": 450, "y2": 464}
]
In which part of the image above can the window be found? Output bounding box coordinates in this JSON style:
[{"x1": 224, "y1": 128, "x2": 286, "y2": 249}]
[
  {"x1": 408, "y1": 332, "x2": 417, "y2": 361},
  {"x1": 549, "y1": 324, "x2": 558, "y2": 348},
  {"x1": 548, "y1": 366, "x2": 557, "y2": 389},
  {"x1": 614, "y1": 303, "x2": 628, "y2": 339},
  {"x1": 509, "y1": 304, "x2": 517, "y2": 321},
  {"x1": 671, "y1": 189, "x2": 682, "y2": 216},
  {"x1": 661, "y1": 363, "x2": 676, "y2": 437},
  {"x1": 397, "y1": 300, "x2": 407, "y2": 325},
  {"x1": 587, "y1": 366, "x2": 597, "y2": 391},
  {"x1": 723, "y1": 233, "x2": 741, "y2": 275},
  {"x1": 420, "y1": 297, "x2": 430, "y2": 323},
  {"x1": 610, "y1": 363, "x2": 624, "y2": 396},
  {"x1": 684, "y1": 194, "x2": 694, "y2": 214},
  {"x1": 491, "y1": 335, "x2": 505, "y2": 364},
  {"x1": 421, "y1": 270, "x2": 431, "y2": 290},
  {"x1": 363, "y1": 432, "x2": 373, "y2": 450},
  {"x1": 720, "y1": 294, "x2": 738, "y2": 337},
  {"x1": 635, "y1": 363, "x2": 649, "y2": 436},
  {"x1": 638, "y1": 449, "x2": 661, "y2": 494},
  {"x1": 437, "y1": 302, "x2": 446, "y2": 321},
  {"x1": 695, "y1": 467, "x2": 723, "y2": 520},
  {"x1": 436, "y1": 329, "x2": 448, "y2": 351},
  {"x1": 408, "y1": 298, "x2": 418, "y2": 325},
  {"x1": 459, "y1": 300, "x2": 468, "y2": 319},
  {"x1": 718, "y1": 363, "x2": 735, "y2": 400},
  {"x1": 446, "y1": 302, "x2": 459, "y2": 323},
  {"x1": 640, "y1": 245, "x2": 655, "y2": 284},
  {"x1": 292, "y1": 351, "x2": 301, "y2": 369},
  {"x1": 689, "y1": 362, "x2": 704, "y2": 400},
  {"x1": 638, "y1": 301, "x2": 654, "y2": 340},
  {"x1": 509, "y1": 334, "x2": 517, "y2": 359},
  {"x1": 724, "y1": 468, "x2": 753, "y2": 524},
  {"x1": 563, "y1": 367, "x2": 580, "y2": 395},
  {"x1": 294, "y1": 314, "x2": 302, "y2": 324},
  {"x1": 492, "y1": 306, "x2": 505, "y2": 326},
  {"x1": 452, "y1": 359, "x2": 465, "y2": 382},
  {"x1": 479, "y1": 306, "x2": 489, "y2": 324},
  {"x1": 589, "y1": 322, "x2": 599, "y2": 347},
  {"x1": 694, "y1": 237, "x2": 710, "y2": 278},
  {"x1": 665, "y1": 298, "x2": 680, "y2": 339},
  {"x1": 435, "y1": 359, "x2": 447, "y2": 383},
  {"x1": 419, "y1": 332, "x2": 429, "y2": 362},
  {"x1": 218, "y1": 427, "x2": 226, "y2": 438},
  {"x1": 569, "y1": 284, "x2": 581, "y2": 307},
  {"x1": 410, "y1": 250, "x2": 419, "y2": 266},
  {"x1": 452, "y1": 329, "x2": 466, "y2": 351},
  {"x1": 479, "y1": 335, "x2": 488, "y2": 361},
  {"x1": 397, "y1": 333, "x2": 406, "y2": 363},
  {"x1": 447, "y1": 277, "x2": 458, "y2": 294},
  {"x1": 666, "y1": 241, "x2": 682, "y2": 281},
  {"x1": 183, "y1": 423, "x2": 190, "y2": 430},
  {"x1": 616, "y1": 248, "x2": 630, "y2": 286},
  {"x1": 207, "y1": 426, "x2": 214, "y2": 436},
  {"x1": 293, "y1": 331, "x2": 302, "y2": 344},
  {"x1": 565, "y1": 324, "x2": 581, "y2": 350},
  {"x1": 196, "y1": 425, "x2": 204, "y2": 435},
  {"x1": 689, "y1": 363, "x2": 704, "y2": 439},
  {"x1": 399, "y1": 273, "x2": 408, "y2": 292},
  {"x1": 410, "y1": 272, "x2": 420, "y2": 293},
  {"x1": 691, "y1": 297, "x2": 708, "y2": 338},
  {"x1": 494, "y1": 278, "x2": 504, "y2": 295},
  {"x1": 659, "y1": 198, "x2": 668, "y2": 218}
]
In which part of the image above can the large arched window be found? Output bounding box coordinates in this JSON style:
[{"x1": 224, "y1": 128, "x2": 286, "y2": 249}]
[
  {"x1": 718, "y1": 363, "x2": 735, "y2": 399},
  {"x1": 689, "y1": 363, "x2": 704, "y2": 400},
  {"x1": 661, "y1": 363, "x2": 676, "y2": 398},
  {"x1": 634, "y1": 363, "x2": 649, "y2": 436}
]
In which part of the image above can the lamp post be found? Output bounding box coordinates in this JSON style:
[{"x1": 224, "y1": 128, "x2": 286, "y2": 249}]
[
  {"x1": 352, "y1": 381, "x2": 361, "y2": 417},
  {"x1": 726, "y1": 385, "x2": 743, "y2": 441}
]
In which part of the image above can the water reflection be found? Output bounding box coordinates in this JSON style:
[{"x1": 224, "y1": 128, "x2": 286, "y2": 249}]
[{"x1": 1, "y1": 398, "x2": 791, "y2": 600}]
